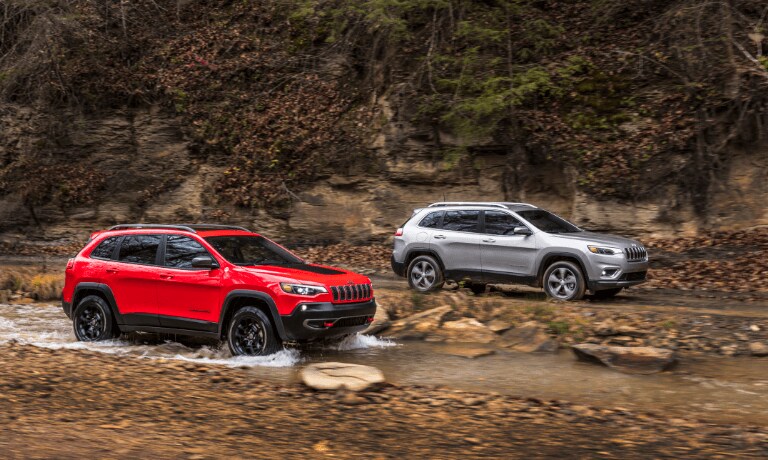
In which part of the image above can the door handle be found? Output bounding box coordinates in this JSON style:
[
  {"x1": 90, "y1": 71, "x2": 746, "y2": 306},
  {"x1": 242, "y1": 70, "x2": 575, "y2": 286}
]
[
  {"x1": 106, "y1": 269, "x2": 119, "y2": 274},
  {"x1": 159, "y1": 274, "x2": 174, "y2": 280},
  {"x1": 482, "y1": 238, "x2": 496, "y2": 243},
  {"x1": 434, "y1": 235, "x2": 446, "y2": 239}
]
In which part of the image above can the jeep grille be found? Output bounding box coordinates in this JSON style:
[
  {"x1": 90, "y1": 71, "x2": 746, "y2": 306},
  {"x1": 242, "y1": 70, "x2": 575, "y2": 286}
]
[
  {"x1": 624, "y1": 246, "x2": 647, "y2": 262},
  {"x1": 331, "y1": 284, "x2": 372, "y2": 302}
]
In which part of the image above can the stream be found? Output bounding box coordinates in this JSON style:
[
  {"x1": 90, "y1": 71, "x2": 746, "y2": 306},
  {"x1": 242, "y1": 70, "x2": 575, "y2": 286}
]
[{"x1": 1, "y1": 302, "x2": 767, "y2": 426}]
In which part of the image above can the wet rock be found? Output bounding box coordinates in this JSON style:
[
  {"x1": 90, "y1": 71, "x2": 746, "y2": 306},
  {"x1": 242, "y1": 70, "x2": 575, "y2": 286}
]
[
  {"x1": 500, "y1": 321, "x2": 558, "y2": 353},
  {"x1": 572, "y1": 344, "x2": 676, "y2": 374},
  {"x1": 442, "y1": 346, "x2": 495, "y2": 359},
  {"x1": 749, "y1": 342, "x2": 768, "y2": 357},
  {"x1": 485, "y1": 319, "x2": 512, "y2": 334},
  {"x1": 441, "y1": 318, "x2": 496, "y2": 344},
  {"x1": 386, "y1": 306, "x2": 452, "y2": 339},
  {"x1": 301, "y1": 362, "x2": 385, "y2": 392}
]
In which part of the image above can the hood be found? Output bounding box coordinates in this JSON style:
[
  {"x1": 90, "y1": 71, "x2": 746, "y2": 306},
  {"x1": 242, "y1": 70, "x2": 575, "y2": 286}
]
[
  {"x1": 547, "y1": 231, "x2": 643, "y2": 248},
  {"x1": 237, "y1": 263, "x2": 369, "y2": 285}
]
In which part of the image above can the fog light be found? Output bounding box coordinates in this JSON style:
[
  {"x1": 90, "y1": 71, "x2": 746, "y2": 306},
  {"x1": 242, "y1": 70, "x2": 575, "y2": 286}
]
[
  {"x1": 301, "y1": 305, "x2": 307, "y2": 311},
  {"x1": 601, "y1": 268, "x2": 619, "y2": 278}
]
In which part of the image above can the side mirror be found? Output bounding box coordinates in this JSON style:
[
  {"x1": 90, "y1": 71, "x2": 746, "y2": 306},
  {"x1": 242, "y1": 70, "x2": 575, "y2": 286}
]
[
  {"x1": 191, "y1": 255, "x2": 219, "y2": 269},
  {"x1": 513, "y1": 226, "x2": 532, "y2": 236}
]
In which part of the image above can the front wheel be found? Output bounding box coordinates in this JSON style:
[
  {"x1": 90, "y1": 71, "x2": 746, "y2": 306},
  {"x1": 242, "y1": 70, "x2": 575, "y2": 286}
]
[
  {"x1": 407, "y1": 255, "x2": 445, "y2": 293},
  {"x1": 73, "y1": 295, "x2": 119, "y2": 341},
  {"x1": 543, "y1": 261, "x2": 586, "y2": 301},
  {"x1": 227, "y1": 307, "x2": 282, "y2": 356}
]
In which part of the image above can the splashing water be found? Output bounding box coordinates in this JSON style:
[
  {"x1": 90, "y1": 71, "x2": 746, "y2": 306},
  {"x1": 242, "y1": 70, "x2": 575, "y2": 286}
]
[{"x1": 332, "y1": 333, "x2": 397, "y2": 351}]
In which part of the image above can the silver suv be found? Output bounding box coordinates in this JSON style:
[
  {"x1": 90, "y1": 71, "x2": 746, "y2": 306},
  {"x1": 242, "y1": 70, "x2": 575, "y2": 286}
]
[{"x1": 391, "y1": 202, "x2": 649, "y2": 300}]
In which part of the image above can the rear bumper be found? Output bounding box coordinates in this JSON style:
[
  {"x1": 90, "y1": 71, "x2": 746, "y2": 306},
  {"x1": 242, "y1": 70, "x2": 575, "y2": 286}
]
[
  {"x1": 391, "y1": 255, "x2": 406, "y2": 277},
  {"x1": 280, "y1": 299, "x2": 377, "y2": 341},
  {"x1": 62, "y1": 300, "x2": 73, "y2": 319}
]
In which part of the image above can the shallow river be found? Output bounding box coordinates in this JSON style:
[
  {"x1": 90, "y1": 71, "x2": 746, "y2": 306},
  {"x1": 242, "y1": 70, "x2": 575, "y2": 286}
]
[{"x1": 1, "y1": 302, "x2": 767, "y2": 425}]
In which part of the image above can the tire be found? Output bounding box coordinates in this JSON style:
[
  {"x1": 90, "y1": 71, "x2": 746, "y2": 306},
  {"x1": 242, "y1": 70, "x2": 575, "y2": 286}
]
[
  {"x1": 227, "y1": 306, "x2": 282, "y2": 356},
  {"x1": 73, "y1": 295, "x2": 119, "y2": 341},
  {"x1": 593, "y1": 287, "x2": 623, "y2": 299},
  {"x1": 469, "y1": 283, "x2": 487, "y2": 295},
  {"x1": 407, "y1": 255, "x2": 445, "y2": 293},
  {"x1": 543, "y1": 261, "x2": 586, "y2": 301}
]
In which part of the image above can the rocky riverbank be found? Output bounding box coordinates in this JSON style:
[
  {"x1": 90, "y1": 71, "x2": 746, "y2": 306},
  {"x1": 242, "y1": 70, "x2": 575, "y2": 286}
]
[
  {"x1": 372, "y1": 287, "x2": 768, "y2": 358},
  {"x1": 0, "y1": 343, "x2": 765, "y2": 458}
]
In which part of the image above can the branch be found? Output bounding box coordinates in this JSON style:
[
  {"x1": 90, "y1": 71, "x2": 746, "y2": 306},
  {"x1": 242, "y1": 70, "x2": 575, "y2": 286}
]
[{"x1": 732, "y1": 39, "x2": 768, "y2": 80}]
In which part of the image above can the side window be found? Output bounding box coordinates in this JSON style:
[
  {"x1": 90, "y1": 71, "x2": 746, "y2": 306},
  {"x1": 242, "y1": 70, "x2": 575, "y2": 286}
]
[
  {"x1": 485, "y1": 211, "x2": 522, "y2": 235},
  {"x1": 90, "y1": 236, "x2": 119, "y2": 260},
  {"x1": 118, "y1": 235, "x2": 161, "y2": 265},
  {"x1": 165, "y1": 236, "x2": 210, "y2": 269},
  {"x1": 418, "y1": 211, "x2": 443, "y2": 228},
  {"x1": 442, "y1": 210, "x2": 480, "y2": 232}
]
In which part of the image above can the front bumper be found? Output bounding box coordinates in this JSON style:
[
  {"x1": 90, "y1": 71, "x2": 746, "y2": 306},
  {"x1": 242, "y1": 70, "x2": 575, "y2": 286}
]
[
  {"x1": 280, "y1": 299, "x2": 377, "y2": 341},
  {"x1": 587, "y1": 271, "x2": 648, "y2": 291}
]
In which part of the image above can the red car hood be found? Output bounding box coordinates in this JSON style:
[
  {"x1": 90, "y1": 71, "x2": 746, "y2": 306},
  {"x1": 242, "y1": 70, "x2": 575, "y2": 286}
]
[{"x1": 239, "y1": 263, "x2": 369, "y2": 285}]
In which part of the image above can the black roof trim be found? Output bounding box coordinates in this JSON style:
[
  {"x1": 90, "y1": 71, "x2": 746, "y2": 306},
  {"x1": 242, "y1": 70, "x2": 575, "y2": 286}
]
[{"x1": 107, "y1": 224, "x2": 251, "y2": 233}]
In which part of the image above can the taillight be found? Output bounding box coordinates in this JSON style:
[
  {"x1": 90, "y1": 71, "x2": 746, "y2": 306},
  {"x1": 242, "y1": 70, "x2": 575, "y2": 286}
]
[
  {"x1": 394, "y1": 228, "x2": 403, "y2": 237},
  {"x1": 66, "y1": 258, "x2": 75, "y2": 270}
]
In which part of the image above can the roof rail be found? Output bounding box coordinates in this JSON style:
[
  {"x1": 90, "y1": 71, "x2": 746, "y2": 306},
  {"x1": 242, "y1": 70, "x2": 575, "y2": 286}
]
[
  {"x1": 427, "y1": 202, "x2": 536, "y2": 209},
  {"x1": 107, "y1": 223, "x2": 251, "y2": 233}
]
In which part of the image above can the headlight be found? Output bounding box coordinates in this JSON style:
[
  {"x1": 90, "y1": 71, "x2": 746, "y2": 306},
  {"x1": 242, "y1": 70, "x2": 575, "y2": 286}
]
[
  {"x1": 588, "y1": 245, "x2": 622, "y2": 256},
  {"x1": 280, "y1": 283, "x2": 328, "y2": 296}
]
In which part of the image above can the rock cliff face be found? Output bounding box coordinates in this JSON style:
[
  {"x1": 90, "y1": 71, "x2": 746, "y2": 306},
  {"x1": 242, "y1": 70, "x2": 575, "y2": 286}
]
[{"x1": 0, "y1": 100, "x2": 766, "y2": 244}]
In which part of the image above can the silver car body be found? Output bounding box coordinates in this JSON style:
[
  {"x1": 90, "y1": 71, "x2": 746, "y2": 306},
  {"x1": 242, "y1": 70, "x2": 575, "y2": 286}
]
[{"x1": 391, "y1": 202, "x2": 649, "y2": 292}]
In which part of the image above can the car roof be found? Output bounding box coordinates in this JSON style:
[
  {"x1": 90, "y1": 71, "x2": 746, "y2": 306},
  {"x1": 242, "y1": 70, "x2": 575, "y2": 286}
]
[{"x1": 422, "y1": 202, "x2": 538, "y2": 213}]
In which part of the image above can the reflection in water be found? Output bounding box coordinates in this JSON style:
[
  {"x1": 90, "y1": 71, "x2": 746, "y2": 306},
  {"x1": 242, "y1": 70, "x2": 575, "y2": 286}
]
[{"x1": 1, "y1": 302, "x2": 767, "y2": 425}]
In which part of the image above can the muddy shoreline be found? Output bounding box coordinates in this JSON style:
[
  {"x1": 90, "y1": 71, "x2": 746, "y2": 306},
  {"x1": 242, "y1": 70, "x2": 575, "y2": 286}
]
[{"x1": 0, "y1": 343, "x2": 766, "y2": 458}]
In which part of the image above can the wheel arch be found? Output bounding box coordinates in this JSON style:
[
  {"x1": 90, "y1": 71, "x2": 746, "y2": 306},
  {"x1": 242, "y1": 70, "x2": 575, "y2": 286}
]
[
  {"x1": 404, "y1": 249, "x2": 445, "y2": 272},
  {"x1": 72, "y1": 283, "x2": 123, "y2": 323},
  {"x1": 537, "y1": 252, "x2": 591, "y2": 288},
  {"x1": 219, "y1": 290, "x2": 286, "y2": 340}
]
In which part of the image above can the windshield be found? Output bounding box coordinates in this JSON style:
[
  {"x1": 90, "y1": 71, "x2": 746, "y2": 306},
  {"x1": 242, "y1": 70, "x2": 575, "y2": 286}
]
[
  {"x1": 516, "y1": 210, "x2": 581, "y2": 234},
  {"x1": 204, "y1": 236, "x2": 304, "y2": 266}
]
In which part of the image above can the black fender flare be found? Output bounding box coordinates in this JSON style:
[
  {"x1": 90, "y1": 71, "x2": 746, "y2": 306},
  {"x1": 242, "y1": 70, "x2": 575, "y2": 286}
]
[
  {"x1": 72, "y1": 282, "x2": 124, "y2": 324},
  {"x1": 403, "y1": 248, "x2": 446, "y2": 272},
  {"x1": 218, "y1": 290, "x2": 287, "y2": 340}
]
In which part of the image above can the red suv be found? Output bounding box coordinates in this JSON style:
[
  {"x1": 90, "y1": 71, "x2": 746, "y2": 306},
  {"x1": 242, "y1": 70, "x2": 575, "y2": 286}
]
[{"x1": 62, "y1": 224, "x2": 376, "y2": 356}]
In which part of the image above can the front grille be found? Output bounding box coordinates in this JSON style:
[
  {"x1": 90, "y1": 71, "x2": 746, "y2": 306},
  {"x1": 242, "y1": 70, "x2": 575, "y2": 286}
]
[
  {"x1": 620, "y1": 271, "x2": 647, "y2": 281},
  {"x1": 624, "y1": 246, "x2": 647, "y2": 262},
  {"x1": 332, "y1": 316, "x2": 369, "y2": 328},
  {"x1": 331, "y1": 283, "x2": 372, "y2": 302}
]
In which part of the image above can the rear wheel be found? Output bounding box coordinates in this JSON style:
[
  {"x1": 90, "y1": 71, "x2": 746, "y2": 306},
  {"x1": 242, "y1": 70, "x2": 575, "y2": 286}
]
[
  {"x1": 73, "y1": 295, "x2": 119, "y2": 341},
  {"x1": 407, "y1": 255, "x2": 445, "y2": 293},
  {"x1": 227, "y1": 307, "x2": 282, "y2": 356},
  {"x1": 593, "y1": 287, "x2": 623, "y2": 299},
  {"x1": 543, "y1": 261, "x2": 586, "y2": 301}
]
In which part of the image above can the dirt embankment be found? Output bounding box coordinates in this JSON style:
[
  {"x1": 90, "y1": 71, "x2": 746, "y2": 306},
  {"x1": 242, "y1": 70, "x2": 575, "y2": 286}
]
[{"x1": 0, "y1": 343, "x2": 765, "y2": 458}]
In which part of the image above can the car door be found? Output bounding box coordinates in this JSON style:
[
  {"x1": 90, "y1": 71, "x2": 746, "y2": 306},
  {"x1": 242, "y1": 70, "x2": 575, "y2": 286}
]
[
  {"x1": 109, "y1": 234, "x2": 163, "y2": 326},
  {"x1": 431, "y1": 210, "x2": 482, "y2": 279},
  {"x1": 480, "y1": 210, "x2": 538, "y2": 281},
  {"x1": 156, "y1": 235, "x2": 223, "y2": 329}
]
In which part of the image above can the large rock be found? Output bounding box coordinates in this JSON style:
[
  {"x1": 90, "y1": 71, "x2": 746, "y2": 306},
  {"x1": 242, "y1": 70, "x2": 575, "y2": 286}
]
[
  {"x1": 749, "y1": 342, "x2": 768, "y2": 357},
  {"x1": 572, "y1": 344, "x2": 676, "y2": 374},
  {"x1": 300, "y1": 362, "x2": 385, "y2": 391},
  {"x1": 500, "y1": 321, "x2": 558, "y2": 353},
  {"x1": 385, "y1": 306, "x2": 452, "y2": 339},
  {"x1": 440, "y1": 318, "x2": 497, "y2": 344}
]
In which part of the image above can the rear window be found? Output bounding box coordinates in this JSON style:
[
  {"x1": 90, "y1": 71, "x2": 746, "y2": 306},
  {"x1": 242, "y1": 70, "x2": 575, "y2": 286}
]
[
  {"x1": 418, "y1": 211, "x2": 443, "y2": 228},
  {"x1": 90, "y1": 236, "x2": 120, "y2": 260},
  {"x1": 118, "y1": 235, "x2": 161, "y2": 265}
]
